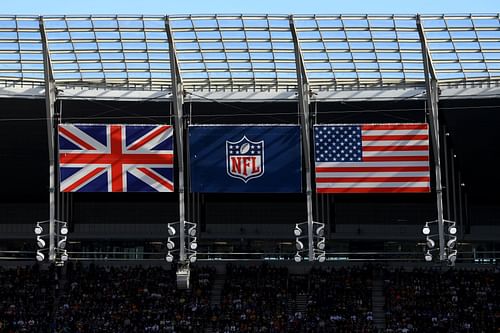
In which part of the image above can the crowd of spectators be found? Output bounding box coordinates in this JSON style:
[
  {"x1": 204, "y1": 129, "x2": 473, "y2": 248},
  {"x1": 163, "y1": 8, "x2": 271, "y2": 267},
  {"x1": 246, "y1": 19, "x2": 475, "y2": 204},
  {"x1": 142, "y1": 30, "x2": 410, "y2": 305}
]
[
  {"x1": 384, "y1": 267, "x2": 497, "y2": 333},
  {"x1": 213, "y1": 264, "x2": 289, "y2": 332},
  {"x1": 295, "y1": 265, "x2": 376, "y2": 333},
  {"x1": 0, "y1": 263, "x2": 498, "y2": 333},
  {"x1": 0, "y1": 265, "x2": 55, "y2": 332}
]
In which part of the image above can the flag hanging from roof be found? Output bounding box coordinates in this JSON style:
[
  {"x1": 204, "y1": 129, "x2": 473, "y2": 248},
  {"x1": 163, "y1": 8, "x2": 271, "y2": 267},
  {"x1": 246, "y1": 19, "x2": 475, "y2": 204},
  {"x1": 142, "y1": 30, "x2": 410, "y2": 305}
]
[
  {"x1": 189, "y1": 125, "x2": 302, "y2": 193},
  {"x1": 58, "y1": 124, "x2": 174, "y2": 192},
  {"x1": 314, "y1": 123, "x2": 430, "y2": 193}
]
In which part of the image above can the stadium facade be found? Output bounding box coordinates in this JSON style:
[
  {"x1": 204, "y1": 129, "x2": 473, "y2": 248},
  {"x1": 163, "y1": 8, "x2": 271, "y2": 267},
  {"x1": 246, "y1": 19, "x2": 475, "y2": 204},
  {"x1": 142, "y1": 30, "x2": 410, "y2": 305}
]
[{"x1": 0, "y1": 14, "x2": 499, "y2": 263}]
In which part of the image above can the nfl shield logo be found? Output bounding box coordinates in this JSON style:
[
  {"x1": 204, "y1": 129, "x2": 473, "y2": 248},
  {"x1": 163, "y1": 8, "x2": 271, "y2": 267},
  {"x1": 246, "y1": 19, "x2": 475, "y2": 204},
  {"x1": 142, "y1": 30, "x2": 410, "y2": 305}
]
[{"x1": 226, "y1": 136, "x2": 265, "y2": 183}]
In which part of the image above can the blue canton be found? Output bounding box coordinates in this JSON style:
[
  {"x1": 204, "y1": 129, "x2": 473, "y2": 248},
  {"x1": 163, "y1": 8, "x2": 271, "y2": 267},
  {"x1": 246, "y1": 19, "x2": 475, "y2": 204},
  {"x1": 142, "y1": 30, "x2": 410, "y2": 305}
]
[{"x1": 314, "y1": 126, "x2": 362, "y2": 162}]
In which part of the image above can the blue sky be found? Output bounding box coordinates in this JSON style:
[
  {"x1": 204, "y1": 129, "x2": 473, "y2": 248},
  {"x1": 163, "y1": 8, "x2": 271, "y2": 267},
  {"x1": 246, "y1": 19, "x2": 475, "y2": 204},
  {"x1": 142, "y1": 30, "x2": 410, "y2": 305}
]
[{"x1": 2, "y1": 0, "x2": 499, "y2": 15}]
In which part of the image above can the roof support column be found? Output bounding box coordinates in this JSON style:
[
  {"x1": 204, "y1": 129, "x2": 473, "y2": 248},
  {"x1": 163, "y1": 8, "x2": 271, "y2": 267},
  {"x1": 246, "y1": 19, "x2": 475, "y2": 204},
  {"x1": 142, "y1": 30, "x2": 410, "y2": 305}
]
[
  {"x1": 40, "y1": 17, "x2": 57, "y2": 262},
  {"x1": 165, "y1": 16, "x2": 187, "y2": 262},
  {"x1": 417, "y1": 15, "x2": 446, "y2": 261},
  {"x1": 290, "y1": 16, "x2": 315, "y2": 261}
]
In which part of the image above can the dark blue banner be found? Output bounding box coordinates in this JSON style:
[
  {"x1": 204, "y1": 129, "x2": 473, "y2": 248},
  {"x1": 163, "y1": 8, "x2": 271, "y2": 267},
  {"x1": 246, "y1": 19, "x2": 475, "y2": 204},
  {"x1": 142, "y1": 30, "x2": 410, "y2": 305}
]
[{"x1": 189, "y1": 125, "x2": 302, "y2": 193}]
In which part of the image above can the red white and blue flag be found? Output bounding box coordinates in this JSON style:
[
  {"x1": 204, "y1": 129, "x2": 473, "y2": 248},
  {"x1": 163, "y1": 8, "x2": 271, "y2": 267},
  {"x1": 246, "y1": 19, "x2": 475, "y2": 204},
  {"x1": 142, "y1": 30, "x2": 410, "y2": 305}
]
[
  {"x1": 314, "y1": 123, "x2": 430, "y2": 193},
  {"x1": 58, "y1": 124, "x2": 174, "y2": 192}
]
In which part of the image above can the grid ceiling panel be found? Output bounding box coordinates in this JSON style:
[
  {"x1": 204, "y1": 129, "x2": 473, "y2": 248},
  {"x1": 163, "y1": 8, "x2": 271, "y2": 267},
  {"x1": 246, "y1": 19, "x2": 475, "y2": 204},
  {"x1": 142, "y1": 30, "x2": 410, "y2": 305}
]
[
  {"x1": 169, "y1": 15, "x2": 297, "y2": 88},
  {"x1": 293, "y1": 14, "x2": 425, "y2": 86},
  {"x1": 0, "y1": 16, "x2": 43, "y2": 82},
  {"x1": 422, "y1": 14, "x2": 500, "y2": 82},
  {"x1": 43, "y1": 15, "x2": 171, "y2": 88},
  {"x1": 0, "y1": 14, "x2": 499, "y2": 91}
]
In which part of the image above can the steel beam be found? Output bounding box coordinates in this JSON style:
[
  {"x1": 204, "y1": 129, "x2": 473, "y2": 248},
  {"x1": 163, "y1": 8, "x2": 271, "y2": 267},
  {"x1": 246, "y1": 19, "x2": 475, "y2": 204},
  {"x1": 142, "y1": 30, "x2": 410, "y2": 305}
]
[
  {"x1": 165, "y1": 16, "x2": 187, "y2": 262},
  {"x1": 39, "y1": 17, "x2": 58, "y2": 262},
  {"x1": 417, "y1": 15, "x2": 446, "y2": 261},
  {"x1": 290, "y1": 16, "x2": 315, "y2": 261}
]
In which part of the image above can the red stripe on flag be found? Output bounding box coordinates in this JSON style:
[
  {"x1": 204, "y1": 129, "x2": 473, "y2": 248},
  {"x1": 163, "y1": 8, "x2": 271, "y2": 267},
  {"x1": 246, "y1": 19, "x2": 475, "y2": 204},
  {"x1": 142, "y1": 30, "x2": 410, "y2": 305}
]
[
  {"x1": 362, "y1": 134, "x2": 429, "y2": 141},
  {"x1": 128, "y1": 126, "x2": 169, "y2": 151},
  {"x1": 110, "y1": 125, "x2": 124, "y2": 192},
  {"x1": 137, "y1": 167, "x2": 174, "y2": 192},
  {"x1": 361, "y1": 124, "x2": 428, "y2": 130},
  {"x1": 62, "y1": 167, "x2": 106, "y2": 192},
  {"x1": 59, "y1": 126, "x2": 96, "y2": 150},
  {"x1": 362, "y1": 156, "x2": 429, "y2": 162},
  {"x1": 316, "y1": 176, "x2": 430, "y2": 183},
  {"x1": 59, "y1": 154, "x2": 173, "y2": 165},
  {"x1": 363, "y1": 145, "x2": 429, "y2": 152},
  {"x1": 317, "y1": 187, "x2": 430, "y2": 193},
  {"x1": 315, "y1": 166, "x2": 430, "y2": 173}
]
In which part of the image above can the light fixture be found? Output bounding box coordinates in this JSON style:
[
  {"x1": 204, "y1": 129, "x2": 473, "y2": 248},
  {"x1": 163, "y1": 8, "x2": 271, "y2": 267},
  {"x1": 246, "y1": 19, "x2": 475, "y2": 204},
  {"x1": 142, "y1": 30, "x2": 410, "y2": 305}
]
[
  {"x1": 189, "y1": 238, "x2": 198, "y2": 250},
  {"x1": 37, "y1": 236, "x2": 45, "y2": 248},
  {"x1": 60, "y1": 225, "x2": 68, "y2": 235},
  {"x1": 422, "y1": 224, "x2": 430, "y2": 235},
  {"x1": 317, "y1": 238, "x2": 325, "y2": 250},
  {"x1": 167, "y1": 225, "x2": 176, "y2": 236},
  {"x1": 294, "y1": 225, "x2": 302, "y2": 237},
  {"x1": 165, "y1": 252, "x2": 174, "y2": 263},
  {"x1": 424, "y1": 251, "x2": 432, "y2": 262},
  {"x1": 36, "y1": 250, "x2": 44, "y2": 262},
  {"x1": 448, "y1": 225, "x2": 457, "y2": 235},
  {"x1": 189, "y1": 253, "x2": 197, "y2": 263},
  {"x1": 60, "y1": 251, "x2": 68, "y2": 261},
  {"x1": 294, "y1": 252, "x2": 302, "y2": 263},
  {"x1": 426, "y1": 237, "x2": 435, "y2": 249},
  {"x1": 295, "y1": 239, "x2": 304, "y2": 251},
  {"x1": 447, "y1": 236, "x2": 457, "y2": 249},
  {"x1": 166, "y1": 239, "x2": 175, "y2": 250},
  {"x1": 34, "y1": 224, "x2": 43, "y2": 235},
  {"x1": 188, "y1": 226, "x2": 197, "y2": 237},
  {"x1": 448, "y1": 250, "x2": 457, "y2": 263},
  {"x1": 315, "y1": 224, "x2": 325, "y2": 237},
  {"x1": 57, "y1": 236, "x2": 67, "y2": 249}
]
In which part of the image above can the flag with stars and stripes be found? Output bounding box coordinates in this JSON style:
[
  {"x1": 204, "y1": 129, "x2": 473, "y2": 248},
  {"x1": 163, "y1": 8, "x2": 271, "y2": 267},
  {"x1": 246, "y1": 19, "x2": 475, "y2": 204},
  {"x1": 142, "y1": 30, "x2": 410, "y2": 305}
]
[
  {"x1": 58, "y1": 124, "x2": 174, "y2": 192},
  {"x1": 314, "y1": 123, "x2": 430, "y2": 193}
]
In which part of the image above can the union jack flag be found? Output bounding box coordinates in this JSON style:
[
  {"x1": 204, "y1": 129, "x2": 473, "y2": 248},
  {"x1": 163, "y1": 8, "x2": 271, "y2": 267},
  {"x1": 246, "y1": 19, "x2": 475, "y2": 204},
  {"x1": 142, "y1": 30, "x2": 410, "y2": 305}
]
[{"x1": 58, "y1": 124, "x2": 174, "y2": 192}]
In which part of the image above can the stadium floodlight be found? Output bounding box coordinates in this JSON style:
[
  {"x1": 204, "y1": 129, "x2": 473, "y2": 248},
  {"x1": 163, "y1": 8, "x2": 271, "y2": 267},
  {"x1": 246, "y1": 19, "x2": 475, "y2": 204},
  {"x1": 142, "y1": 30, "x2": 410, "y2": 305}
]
[
  {"x1": 188, "y1": 225, "x2": 197, "y2": 237},
  {"x1": 295, "y1": 239, "x2": 304, "y2": 251},
  {"x1": 36, "y1": 250, "x2": 45, "y2": 262},
  {"x1": 315, "y1": 223, "x2": 325, "y2": 237},
  {"x1": 60, "y1": 224, "x2": 68, "y2": 235},
  {"x1": 166, "y1": 239, "x2": 175, "y2": 250},
  {"x1": 294, "y1": 252, "x2": 302, "y2": 263},
  {"x1": 60, "y1": 250, "x2": 69, "y2": 262},
  {"x1": 294, "y1": 224, "x2": 302, "y2": 237},
  {"x1": 424, "y1": 251, "x2": 433, "y2": 262},
  {"x1": 448, "y1": 250, "x2": 458, "y2": 263},
  {"x1": 167, "y1": 225, "x2": 176, "y2": 236},
  {"x1": 422, "y1": 223, "x2": 430, "y2": 235},
  {"x1": 317, "y1": 252, "x2": 326, "y2": 263},
  {"x1": 448, "y1": 224, "x2": 457, "y2": 235},
  {"x1": 426, "y1": 237, "x2": 435, "y2": 249},
  {"x1": 189, "y1": 238, "x2": 198, "y2": 250},
  {"x1": 189, "y1": 253, "x2": 197, "y2": 263},
  {"x1": 57, "y1": 236, "x2": 67, "y2": 249},
  {"x1": 317, "y1": 238, "x2": 326, "y2": 250},
  {"x1": 37, "y1": 236, "x2": 45, "y2": 248},
  {"x1": 165, "y1": 252, "x2": 174, "y2": 263},
  {"x1": 34, "y1": 224, "x2": 43, "y2": 235},
  {"x1": 447, "y1": 236, "x2": 457, "y2": 249}
]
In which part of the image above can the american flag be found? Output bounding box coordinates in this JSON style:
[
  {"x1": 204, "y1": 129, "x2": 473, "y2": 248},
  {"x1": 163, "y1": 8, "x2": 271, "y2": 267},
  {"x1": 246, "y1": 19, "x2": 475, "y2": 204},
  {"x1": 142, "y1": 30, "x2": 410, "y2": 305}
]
[
  {"x1": 58, "y1": 124, "x2": 174, "y2": 192},
  {"x1": 314, "y1": 123, "x2": 430, "y2": 193}
]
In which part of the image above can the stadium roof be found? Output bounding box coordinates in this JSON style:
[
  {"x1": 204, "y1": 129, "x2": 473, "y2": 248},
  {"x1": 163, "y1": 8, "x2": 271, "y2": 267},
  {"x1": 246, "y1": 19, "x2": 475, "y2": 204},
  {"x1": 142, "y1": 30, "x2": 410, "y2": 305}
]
[{"x1": 0, "y1": 14, "x2": 499, "y2": 101}]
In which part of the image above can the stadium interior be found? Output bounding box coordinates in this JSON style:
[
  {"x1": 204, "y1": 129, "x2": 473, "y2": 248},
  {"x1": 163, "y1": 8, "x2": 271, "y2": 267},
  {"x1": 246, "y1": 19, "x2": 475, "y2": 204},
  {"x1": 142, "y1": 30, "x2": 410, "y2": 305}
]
[{"x1": 0, "y1": 14, "x2": 498, "y2": 332}]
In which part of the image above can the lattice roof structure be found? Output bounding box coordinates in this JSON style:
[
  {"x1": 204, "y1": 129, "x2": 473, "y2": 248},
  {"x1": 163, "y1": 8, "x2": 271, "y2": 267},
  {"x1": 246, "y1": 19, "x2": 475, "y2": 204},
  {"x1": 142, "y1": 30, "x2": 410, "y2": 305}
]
[{"x1": 0, "y1": 14, "x2": 499, "y2": 98}]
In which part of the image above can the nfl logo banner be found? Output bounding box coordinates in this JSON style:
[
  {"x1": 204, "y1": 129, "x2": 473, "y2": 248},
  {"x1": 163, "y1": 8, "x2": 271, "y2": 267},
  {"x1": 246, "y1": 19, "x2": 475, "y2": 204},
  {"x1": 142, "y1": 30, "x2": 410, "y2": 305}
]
[
  {"x1": 314, "y1": 123, "x2": 430, "y2": 193},
  {"x1": 189, "y1": 125, "x2": 302, "y2": 193},
  {"x1": 58, "y1": 124, "x2": 174, "y2": 192}
]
